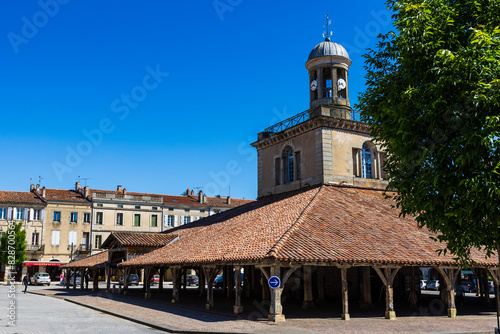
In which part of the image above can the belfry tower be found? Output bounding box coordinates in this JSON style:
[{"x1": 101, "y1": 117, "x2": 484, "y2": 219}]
[{"x1": 252, "y1": 20, "x2": 388, "y2": 198}]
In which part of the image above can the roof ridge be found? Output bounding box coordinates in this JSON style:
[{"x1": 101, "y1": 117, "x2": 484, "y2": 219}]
[{"x1": 267, "y1": 185, "x2": 325, "y2": 259}]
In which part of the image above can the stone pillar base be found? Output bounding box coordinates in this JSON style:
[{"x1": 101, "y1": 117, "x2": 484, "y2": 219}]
[
  {"x1": 233, "y1": 305, "x2": 244, "y2": 314},
  {"x1": 385, "y1": 311, "x2": 396, "y2": 320},
  {"x1": 341, "y1": 313, "x2": 350, "y2": 320},
  {"x1": 206, "y1": 303, "x2": 214, "y2": 310},
  {"x1": 447, "y1": 308, "x2": 457, "y2": 318},
  {"x1": 268, "y1": 314, "x2": 286, "y2": 323},
  {"x1": 302, "y1": 300, "x2": 315, "y2": 309}
]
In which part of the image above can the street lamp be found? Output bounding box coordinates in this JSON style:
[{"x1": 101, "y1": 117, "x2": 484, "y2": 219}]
[{"x1": 67, "y1": 243, "x2": 74, "y2": 261}]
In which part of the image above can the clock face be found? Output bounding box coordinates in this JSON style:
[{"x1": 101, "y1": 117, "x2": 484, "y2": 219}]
[
  {"x1": 337, "y1": 78, "x2": 346, "y2": 90},
  {"x1": 310, "y1": 79, "x2": 318, "y2": 91}
]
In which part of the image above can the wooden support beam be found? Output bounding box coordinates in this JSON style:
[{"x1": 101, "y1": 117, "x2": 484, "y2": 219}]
[
  {"x1": 106, "y1": 264, "x2": 111, "y2": 292},
  {"x1": 409, "y1": 267, "x2": 417, "y2": 309},
  {"x1": 340, "y1": 266, "x2": 350, "y2": 320},
  {"x1": 203, "y1": 266, "x2": 220, "y2": 310},
  {"x1": 92, "y1": 268, "x2": 99, "y2": 292},
  {"x1": 227, "y1": 265, "x2": 234, "y2": 300},
  {"x1": 436, "y1": 267, "x2": 460, "y2": 318},
  {"x1": 171, "y1": 266, "x2": 181, "y2": 304},
  {"x1": 144, "y1": 267, "x2": 152, "y2": 299},
  {"x1": 302, "y1": 265, "x2": 314, "y2": 309},
  {"x1": 123, "y1": 267, "x2": 130, "y2": 295},
  {"x1": 373, "y1": 266, "x2": 401, "y2": 320},
  {"x1": 317, "y1": 266, "x2": 325, "y2": 304},
  {"x1": 159, "y1": 267, "x2": 165, "y2": 292},
  {"x1": 65, "y1": 269, "x2": 70, "y2": 290},
  {"x1": 233, "y1": 266, "x2": 243, "y2": 314}
]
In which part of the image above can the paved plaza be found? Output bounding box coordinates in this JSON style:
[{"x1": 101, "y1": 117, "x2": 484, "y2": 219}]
[{"x1": 6, "y1": 283, "x2": 497, "y2": 334}]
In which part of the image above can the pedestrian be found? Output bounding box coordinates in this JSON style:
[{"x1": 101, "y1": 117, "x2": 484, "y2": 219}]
[
  {"x1": 23, "y1": 274, "x2": 29, "y2": 293},
  {"x1": 59, "y1": 273, "x2": 64, "y2": 286}
]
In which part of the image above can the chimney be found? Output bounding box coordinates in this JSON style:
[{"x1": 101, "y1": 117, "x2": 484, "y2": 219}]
[
  {"x1": 123, "y1": 188, "x2": 127, "y2": 194},
  {"x1": 186, "y1": 188, "x2": 190, "y2": 196},
  {"x1": 30, "y1": 184, "x2": 34, "y2": 191},
  {"x1": 198, "y1": 190, "x2": 203, "y2": 203},
  {"x1": 117, "y1": 185, "x2": 122, "y2": 192},
  {"x1": 227, "y1": 196, "x2": 231, "y2": 205},
  {"x1": 42, "y1": 187, "x2": 46, "y2": 197},
  {"x1": 190, "y1": 190, "x2": 194, "y2": 196},
  {"x1": 84, "y1": 186, "x2": 89, "y2": 198},
  {"x1": 36, "y1": 184, "x2": 40, "y2": 191},
  {"x1": 75, "y1": 181, "x2": 80, "y2": 191}
]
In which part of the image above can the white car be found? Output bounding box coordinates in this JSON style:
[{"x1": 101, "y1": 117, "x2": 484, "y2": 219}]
[{"x1": 30, "y1": 273, "x2": 51, "y2": 286}]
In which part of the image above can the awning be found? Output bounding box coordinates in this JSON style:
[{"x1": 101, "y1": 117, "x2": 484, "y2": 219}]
[
  {"x1": 461, "y1": 270, "x2": 475, "y2": 275},
  {"x1": 24, "y1": 261, "x2": 66, "y2": 267}
]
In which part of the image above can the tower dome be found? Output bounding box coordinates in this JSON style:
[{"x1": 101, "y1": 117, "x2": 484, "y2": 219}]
[{"x1": 307, "y1": 40, "x2": 350, "y2": 62}]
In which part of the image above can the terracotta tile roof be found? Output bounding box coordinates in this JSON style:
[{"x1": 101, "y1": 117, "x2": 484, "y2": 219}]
[
  {"x1": 101, "y1": 232, "x2": 177, "y2": 249},
  {"x1": 61, "y1": 251, "x2": 108, "y2": 269},
  {"x1": 34, "y1": 188, "x2": 91, "y2": 203},
  {"x1": 121, "y1": 185, "x2": 497, "y2": 268},
  {"x1": 0, "y1": 191, "x2": 45, "y2": 205},
  {"x1": 162, "y1": 194, "x2": 253, "y2": 208}
]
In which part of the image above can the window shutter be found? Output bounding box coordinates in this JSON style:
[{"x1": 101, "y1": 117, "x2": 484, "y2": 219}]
[
  {"x1": 164, "y1": 215, "x2": 168, "y2": 227},
  {"x1": 190, "y1": 216, "x2": 194, "y2": 223},
  {"x1": 12, "y1": 208, "x2": 17, "y2": 220},
  {"x1": 24, "y1": 208, "x2": 29, "y2": 221},
  {"x1": 174, "y1": 215, "x2": 178, "y2": 227},
  {"x1": 7, "y1": 207, "x2": 12, "y2": 220},
  {"x1": 29, "y1": 209, "x2": 34, "y2": 221},
  {"x1": 41, "y1": 209, "x2": 45, "y2": 221},
  {"x1": 180, "y1": 216, "x2": 184, "y2": 225}
]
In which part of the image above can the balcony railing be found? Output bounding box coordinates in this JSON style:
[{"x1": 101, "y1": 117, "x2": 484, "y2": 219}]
[
  {"x1": 263, "y1": 111, "x2": 310, "y2": 136},
  {"x1": 27, "y1": 244, "x2": 44, "y2": 252}
]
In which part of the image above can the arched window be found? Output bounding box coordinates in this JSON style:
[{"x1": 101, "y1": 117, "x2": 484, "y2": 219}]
[
  {"x1": 362, "y1": 143, "x2": 373, "y2": 179},
  {"x1": 282, "y1": 146, "x2": 294, "y2": 184}
]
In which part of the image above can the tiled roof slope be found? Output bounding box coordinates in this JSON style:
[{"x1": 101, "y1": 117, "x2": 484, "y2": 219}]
[
  {"x1": 120, "y1": 185, "x2": 497, "y2": 268},
  {"x1": 101, "y1": 232, "x2": 177, "y2": 249},
  {"x1": 61, "y1": 251, "x2": 108, "y2": 269},
  {"x1": 162, "y1": 194, "x2": 253, "y2": 208},
  {"x1": 0, "y1": 191, "x2": 45, "y2": 204},
  {"x1": 34, "y1": 189, "x2": 90, "y2": 203}
]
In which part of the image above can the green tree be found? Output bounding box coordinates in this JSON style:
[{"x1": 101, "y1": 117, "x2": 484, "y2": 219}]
[
  {"x1": 0, "y1": 222, "x2": 27, "y2": 268},
  {"x1": 357, "y1": 0, "x2": 500, "y2": 263}
]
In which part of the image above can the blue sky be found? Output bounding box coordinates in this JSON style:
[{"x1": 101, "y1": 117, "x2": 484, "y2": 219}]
[{"x1": 0, "y1": 0, "x2": 392, "y2": 200}]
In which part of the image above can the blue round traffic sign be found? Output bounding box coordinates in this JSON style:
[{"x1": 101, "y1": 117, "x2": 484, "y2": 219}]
[{"x1": 268, "y1": 276, "x2": 281, "y2": 289}]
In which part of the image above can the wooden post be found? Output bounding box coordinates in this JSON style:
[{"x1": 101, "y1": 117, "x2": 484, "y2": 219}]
[
  {"x1": 171, "y1": 266, "x2": 181, "y2": 303},
  {"x1": 73, "y1": 269, "x2": 77, "y2": 290},
  {"x1": 258, "y1": 265, "x2": 298, "y2": 323},
  {"x1": 80, "y1": 269, "x2": 85, "y2": 291},
  {"x1": 199, "y1": 268, "x2": 206, "y2": 297},
  {"x1": 360, "y1": 267, "x2": 372, "y2": 309},
  {"x1": 373, "y1": 266, "x2": 401, "y2": 320},
  {"x1": 302, "y1": 265, "x2": 314, "y2": 309},
  {"x1": 92, "y1": 268, "x2": 99, "y2": 292},
  {"x1": 203, "y1": 266, "x2": 219, "y2": 309},
  {"x1": 65, "y1": 269, "x2": 70, "y2": 290},
  {"x1": 227, "y1": 265, "x2": 234, "y2": 300},
  {"x1": 233, "y1": 266, "x2": 243, "y2": 314},
  {"x1": 261, "y1": 271, "x2": 270, "y2": 301},
  {"x1": 123, "y1": 267, "x2": 130, "y2": 294},
  {"x1": 436, "y1": 267, "x2": 459, "y2": 318},
  {"x1": 317, "y1": 266, "x2": 325, "y2": 304},
  {"x1": 409, "y1": 267, "x2": 417, "y2": 308},
  {"x1": 340, "y1": 265, "x2": 350, "y2": 320},
  {"x1": 482, "y1": 269, "x2": 491, "y2": 304},
  {"x1": 160, "y1": 267, "x2": 166, "y2": 292},
  {"x1": 106, "y1": 265, "x2": 111, "y2": 292},
  {"x1": 144, "y1": 267, "x2": 151, "y2": 299},
  {"x1": 244, "y1": 265, "x2": 252, "y2": 298}
]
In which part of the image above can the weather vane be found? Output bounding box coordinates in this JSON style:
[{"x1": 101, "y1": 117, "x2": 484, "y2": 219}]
[{"x1": 322, "y1": 13, "x2": 333, "y2": 41}]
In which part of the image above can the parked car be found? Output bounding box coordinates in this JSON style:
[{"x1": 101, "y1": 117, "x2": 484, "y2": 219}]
[
  {"x1": 488, "y1": 281, "x2": 495, "y2": 294},
  {"x1": 182, "y1": 275, "x2": 198, "y2": 286},
  {"x1": 460, "y1": 281, "x2": 475, "y2": 293},
  {"x1": 213, "y1": 275, "x2": 223, "y2": 288},
  {"x1": 119, "y1": 274, "x2": 140, "y2": 286},
  {"x1": 427, "y1": 280, "x2": 440, "y2": 291},
  {"x1": 30, "y1": 272, "x2": 51, "y2": 286},
  {"x1": 420, "y1": 280, "x2": 428, "y2": 290},
  {"x1": 150, "y1": 274, "x2": 160, "y2": 285}
]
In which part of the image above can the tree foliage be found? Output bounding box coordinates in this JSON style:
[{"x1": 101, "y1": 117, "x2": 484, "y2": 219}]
[
  {"x1": 357, "y1": 0, "x2": 500, "y2": 262},
  {"x1": 0, "y1": 222, "x2": 27, "y2": 267}
]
